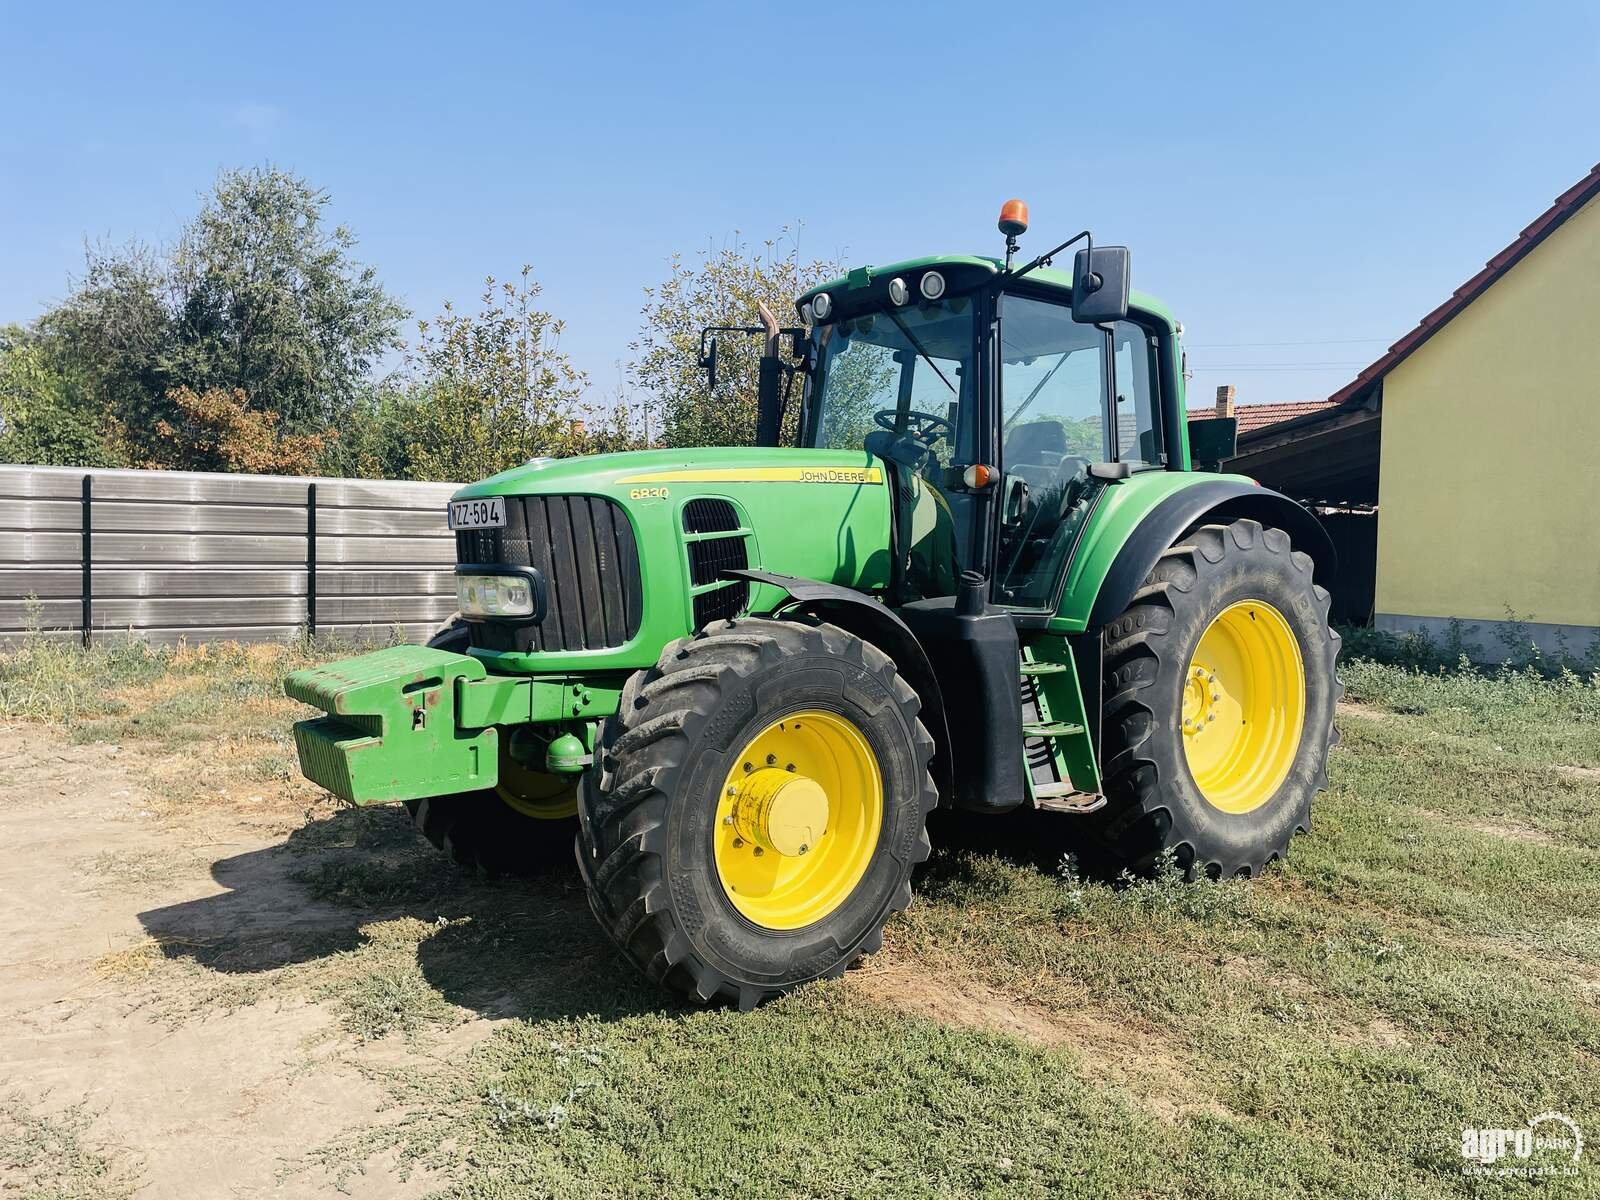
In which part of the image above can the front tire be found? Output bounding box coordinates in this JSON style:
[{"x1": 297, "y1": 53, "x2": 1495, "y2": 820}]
[
  {"x1": 577, "y1": 618, "x2": 937, "y2": 1008},
  {"x1": 1084, "y1": 518, "x2": 1341, "y2": 879},
  {"x1": 405, "y1": 776, "x2": 577, "y2": 877},
  {"x1": 403, "y1": 619, "x2": 579, "y2": 877}
]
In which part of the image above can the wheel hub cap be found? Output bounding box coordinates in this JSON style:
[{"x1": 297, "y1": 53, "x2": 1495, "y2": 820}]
[
  {"x1": 733, "y1": 769, "x2": 830, "y2": 857},
  {"x1": 495, "y1": 735, "x2": 580, "y2": 820}
]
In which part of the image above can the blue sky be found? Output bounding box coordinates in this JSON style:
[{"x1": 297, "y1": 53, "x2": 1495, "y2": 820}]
[{"x1": 3, "y1": 1, "x2": 1596, "y2": 408}]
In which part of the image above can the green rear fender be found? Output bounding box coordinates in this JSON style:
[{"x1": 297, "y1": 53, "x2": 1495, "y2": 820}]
[{"x1": 1056, "y1": 473, "x2": 1337, "y2": 633}]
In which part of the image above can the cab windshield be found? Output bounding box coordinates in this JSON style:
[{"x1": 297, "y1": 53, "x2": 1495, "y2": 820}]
[{"x1": 804, "y1": 295, "x2": 979, "y2": 467}]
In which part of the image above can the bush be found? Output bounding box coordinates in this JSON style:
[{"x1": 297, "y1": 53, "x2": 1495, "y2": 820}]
[{"x1": 1336, "y1": 614, "x2": 1600, "y2": 678}]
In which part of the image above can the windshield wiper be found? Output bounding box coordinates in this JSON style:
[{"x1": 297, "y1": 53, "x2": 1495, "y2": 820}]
[
  {"x1": 886, "y1": 310, "x2": 956, "y2": 396},
  {"x1": 1002, "y1": 349, "x2": 1072, "y2": 431}
]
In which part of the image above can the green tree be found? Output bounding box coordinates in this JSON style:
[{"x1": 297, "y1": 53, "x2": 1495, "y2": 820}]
[
  {"x1": 41, "y1": 166, "x2": 405, "y2": 463},
  {"x1": 0, "y1": 324, "x2": 119, "y2": 466},
  {"x1": 402, "y1": 267, "x2": 640, "y2": 482},
  {"x1": 169, "y1": 166, "x2": 405, "y2": 431},
  {"x1": 631, "y1": 230, "x2": 840, "y2": 448},
  {"x1": 34, "y1": 246, "x2": 170, "y2": 459},
  {"x1": 325, "y1": 384, "x2": 426, "y2": 480}
]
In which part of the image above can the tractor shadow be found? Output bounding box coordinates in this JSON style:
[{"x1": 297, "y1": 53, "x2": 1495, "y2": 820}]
[
  {"x1": 136, "y1": 804, "x2": 681, "y2": 1023},
  {"x1": 135, "y1": 801, "x2": 1103, "y2": 1024},
  {"x1": 924, "y1": 804, "x2": 1084, "y2": 877}
]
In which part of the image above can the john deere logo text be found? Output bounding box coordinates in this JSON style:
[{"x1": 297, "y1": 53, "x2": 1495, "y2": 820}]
[
  {"x1": 613, "y1": 466, "x2": 883, "y2": 487},
  {"x1": 797, "y1": 468, "x2": 873, "y2": 484}
]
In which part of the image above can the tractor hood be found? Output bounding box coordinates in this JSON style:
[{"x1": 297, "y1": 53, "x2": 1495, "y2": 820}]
[
  {"x1": 452, "y1": 445, "x2": 887, "y2": 502},
  {"x1": 448, "y1": 447, "x2": 894, "y2": 672}
]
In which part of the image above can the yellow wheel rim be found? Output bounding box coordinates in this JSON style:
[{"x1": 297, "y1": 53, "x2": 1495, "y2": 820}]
[
  {"x1": 496, "y1": 744, "x2": 579, "y2": 820},
  {"x1": 714, "y1": 710, "x2": 883, "y2": 930},
  {"x1": 1182, "y1": 600, "x2": 1306, "y2": 815}
]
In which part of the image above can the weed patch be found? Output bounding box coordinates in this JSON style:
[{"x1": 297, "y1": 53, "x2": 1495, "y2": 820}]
[{"x1": 0, "y1": 1095, "x2": 142, "y2": 1200}]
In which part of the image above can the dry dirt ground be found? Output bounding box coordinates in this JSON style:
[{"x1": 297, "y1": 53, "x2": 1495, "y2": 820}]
[{"x1": 0, "y1": 725, "x2": 447, "y2": 1199}]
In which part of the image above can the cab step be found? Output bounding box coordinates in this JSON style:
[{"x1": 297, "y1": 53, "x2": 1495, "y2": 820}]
[
  {"x1": 1022, "y1": 720, "x2": 1085, "y2": 739},
  {"x1": 1019, "y1": 661, "x2": 1071, "y2": 676},
  {"x1": 1031, "y1": 781, "x2": 1107, "y2": 814}
]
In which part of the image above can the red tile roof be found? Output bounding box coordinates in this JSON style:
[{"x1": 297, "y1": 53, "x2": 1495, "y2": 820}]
[
  {"x1": 1188, "y1": 399, "x2": 1339, "y2": 434},
  {"x1": 1328, "y1": 161, "x2": 1600, "y2": 405}
]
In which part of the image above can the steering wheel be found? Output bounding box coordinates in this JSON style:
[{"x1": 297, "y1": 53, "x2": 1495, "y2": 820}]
[{"x1": 874, "y1": 408, "x2": 953, "y2": 448}]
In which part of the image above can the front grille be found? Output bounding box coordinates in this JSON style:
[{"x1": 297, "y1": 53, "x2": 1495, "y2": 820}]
[
  {"x1": 456, "y1": 495, "x2": 642, "y2": 653},
  {"x1": 682, "y1": 499, "x2": 749, "y2": 629}
]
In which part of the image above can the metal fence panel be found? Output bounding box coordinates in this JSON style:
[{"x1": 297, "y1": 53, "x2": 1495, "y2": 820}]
[{"x1": 0, "y1": 465, "x2": 463, "y2": 646}]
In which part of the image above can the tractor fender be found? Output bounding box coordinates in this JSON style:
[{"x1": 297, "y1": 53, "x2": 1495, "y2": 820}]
[
  {"x1": 727, "y1": 568, "x2": 955, "y2": 804},
  {"x1": 1085, "y1": 481, "x2": 1337, "y2": 632}
]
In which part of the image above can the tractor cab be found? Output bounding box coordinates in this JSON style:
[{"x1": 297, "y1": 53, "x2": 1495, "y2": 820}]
[{"x1": 785, "y1": 208, "x2": 1186, "y2": 617}]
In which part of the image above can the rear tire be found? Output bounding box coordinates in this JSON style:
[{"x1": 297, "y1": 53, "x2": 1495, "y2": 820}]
[
  {"x1": 1081, "y1": 518, "x2": 1340, "y2": 879},
  {"x1": 577, "y1": 618, "x2": 937, "y2": 1008}
]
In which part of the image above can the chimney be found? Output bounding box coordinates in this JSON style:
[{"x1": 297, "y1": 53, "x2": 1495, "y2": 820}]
[{"x1": 1215, "y1": 385, "x2": 1236, "y2": 419}]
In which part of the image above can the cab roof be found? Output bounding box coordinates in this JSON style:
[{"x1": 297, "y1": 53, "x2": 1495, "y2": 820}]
[{"x1": 796, "y1": 253, "x2": 1177, "y2": 331}]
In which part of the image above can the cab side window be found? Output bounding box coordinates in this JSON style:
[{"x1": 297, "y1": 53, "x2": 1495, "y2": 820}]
[{"x1": 1112, "y1": 322, "x2": 1164, "y2": 465}]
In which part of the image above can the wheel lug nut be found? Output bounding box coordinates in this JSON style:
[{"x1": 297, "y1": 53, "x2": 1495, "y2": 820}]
[
  {"x1": 726, "y1": 786, "x2": 736, "y2": 796},
  {"x1": 732, "y1": 837, "x2": 744, "y2": 848},
  {"x1": 743, "y1": 762, "x2": 753, "y2": 773},
  {"x1": 785, "y1": 762, "x2": 795, "y2": 772},
  {"x1": 766, "y1": 754, "x2": 776, "y2": 765},
  {"x1": 1207, "y1": 713, "x2": 1216, "y2": 723},
  {"x1": 798, "y1": 844, "x2": 809, "y2": 854},
  {"x1": 723, "y1": 814, "x2": 734, "y2": 825},
  {"x1": 753, "y1": 846, "x2": 764, "y2": 857}
]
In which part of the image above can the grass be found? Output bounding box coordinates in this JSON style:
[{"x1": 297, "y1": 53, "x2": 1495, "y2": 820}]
[
  {"x1": 0, "y1": 635, "x2": 350, "y2": 820},
  {"x1": 0, "y1": 1095, "x2": 142, "y2": 1200},
  {"x1": 3, "y1": 637, "x2": 1599, "y2": 1196}
]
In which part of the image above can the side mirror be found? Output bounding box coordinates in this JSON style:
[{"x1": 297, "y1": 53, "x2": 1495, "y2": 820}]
[
  {"x1": 1188, "y1": 416, "x2": 1238, "y2": 471},
  {"x1": 1071, "y1": 246, "x2": 1130, "y2": 324},
  {"x1": 698, "y1": 335, "x2": 719, "y2": 392}
]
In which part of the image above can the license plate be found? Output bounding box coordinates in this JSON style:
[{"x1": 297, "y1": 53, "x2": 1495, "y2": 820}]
[{"x1": 448, "y1": 497, "x2": 505, "y2": 530}]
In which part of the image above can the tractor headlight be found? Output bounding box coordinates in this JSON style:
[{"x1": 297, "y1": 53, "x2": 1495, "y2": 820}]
[
  {"x1": 456, "y1": 573, "x2": 536, "y2": 619},
  {"x1": 920, "y1": 271, "x2": 946, "y2": 300},
  {"x1": 888, "y1": 277, "x2": 909, "y2": 306},
  {"x1": 800, "y1": 301, "x2": 814, "y2": 325},
  {"x1": 811, "y1": 291, "x2": 832, "y2": 321}
]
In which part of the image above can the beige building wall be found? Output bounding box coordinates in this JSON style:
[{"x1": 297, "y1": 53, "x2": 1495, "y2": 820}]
[{"x1": 1375, "y1": 194, "x2": 1600, "y2": 649}]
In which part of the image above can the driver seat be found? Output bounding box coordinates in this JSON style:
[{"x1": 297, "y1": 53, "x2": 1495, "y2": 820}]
[{"x1": 1003, "y1": 420, "x2": 1069, "y2": 491}]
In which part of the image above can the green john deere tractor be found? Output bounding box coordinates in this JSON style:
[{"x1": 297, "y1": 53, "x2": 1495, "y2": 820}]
[{"x1": 286, "y1": 200, "x2": 1340, "y2": 1008}]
